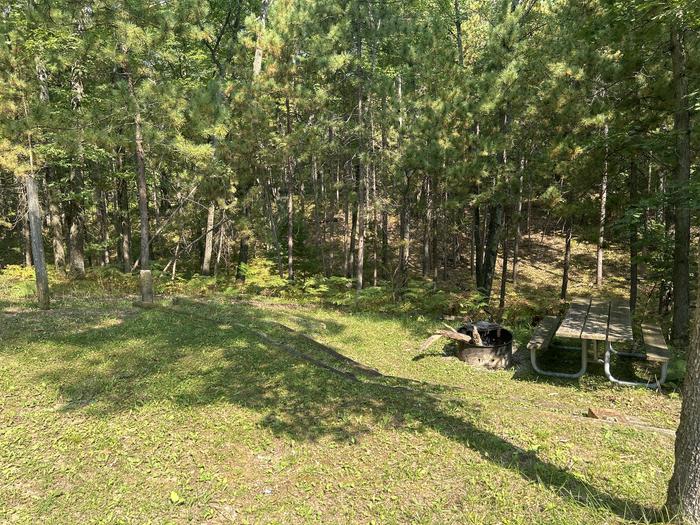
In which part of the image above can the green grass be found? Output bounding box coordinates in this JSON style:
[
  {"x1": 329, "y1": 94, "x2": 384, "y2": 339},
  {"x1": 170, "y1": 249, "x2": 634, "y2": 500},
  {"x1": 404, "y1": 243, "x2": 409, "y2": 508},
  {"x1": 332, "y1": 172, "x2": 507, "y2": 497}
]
[
  {"x1": 0, "y1": 233, "x2": 681, "y2": 523},
  {"x1": 0, "y1": 284, "x2": 680, "y2": 523}
]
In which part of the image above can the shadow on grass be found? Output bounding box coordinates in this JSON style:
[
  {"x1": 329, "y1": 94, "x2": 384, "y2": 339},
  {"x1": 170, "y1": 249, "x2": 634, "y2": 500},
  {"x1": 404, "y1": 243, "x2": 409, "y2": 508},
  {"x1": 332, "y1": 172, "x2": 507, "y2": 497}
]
[{"x1": 4, "y1": 300, "x2": 663, "y2": 522}]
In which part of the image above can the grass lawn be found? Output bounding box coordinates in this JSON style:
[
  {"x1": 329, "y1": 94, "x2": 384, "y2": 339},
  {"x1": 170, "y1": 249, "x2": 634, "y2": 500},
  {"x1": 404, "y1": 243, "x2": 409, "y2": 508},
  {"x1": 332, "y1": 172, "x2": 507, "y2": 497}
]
[{"x1": 0, "y1": 236, "x2": 681, "y2": 524}]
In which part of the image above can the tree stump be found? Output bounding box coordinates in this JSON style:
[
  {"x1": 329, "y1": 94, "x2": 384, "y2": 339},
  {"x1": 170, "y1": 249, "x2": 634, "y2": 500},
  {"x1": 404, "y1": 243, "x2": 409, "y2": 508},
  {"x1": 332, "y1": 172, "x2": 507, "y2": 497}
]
[{"x1": 140, "y1": 270, "x2": 154, "y2": 303}]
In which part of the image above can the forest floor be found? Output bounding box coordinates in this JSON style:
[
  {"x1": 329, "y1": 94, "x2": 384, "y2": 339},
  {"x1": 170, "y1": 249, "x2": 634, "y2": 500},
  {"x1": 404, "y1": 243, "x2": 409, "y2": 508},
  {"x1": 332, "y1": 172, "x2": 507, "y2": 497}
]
[{"x1": 0, "y1": 234, "x2": 684, "y2": 524}]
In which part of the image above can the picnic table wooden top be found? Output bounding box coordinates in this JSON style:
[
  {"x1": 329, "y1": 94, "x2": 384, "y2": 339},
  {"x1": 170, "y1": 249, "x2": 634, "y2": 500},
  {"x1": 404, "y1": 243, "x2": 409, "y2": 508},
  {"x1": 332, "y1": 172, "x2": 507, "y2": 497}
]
[{"x1": 555, "y1": 297, "x2": 633, "y2": 342}]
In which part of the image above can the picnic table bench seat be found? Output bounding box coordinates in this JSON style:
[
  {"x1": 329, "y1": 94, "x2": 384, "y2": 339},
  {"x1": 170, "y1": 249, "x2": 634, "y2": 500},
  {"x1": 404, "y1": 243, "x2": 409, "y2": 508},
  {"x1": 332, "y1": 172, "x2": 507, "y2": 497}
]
[
  {"x1": 527, "y1": 316, "x2": 559, "y2": 352},
  {"x1": 641, "y1": 324, "x2": 671, "y2": 363},
  {"x1": 604, "y1": 321, "x2": 669, "y2": 388}
]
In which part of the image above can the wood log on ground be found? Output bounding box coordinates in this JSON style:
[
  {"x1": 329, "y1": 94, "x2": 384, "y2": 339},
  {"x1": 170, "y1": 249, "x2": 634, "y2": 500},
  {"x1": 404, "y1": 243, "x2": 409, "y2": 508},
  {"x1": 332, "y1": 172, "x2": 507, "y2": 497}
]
[
  {"x1": 417, "y1": 330, "x2": 473, "y2": 353},
  {"x1": 419, "y1": 334, "x2": 445, "y2": 352}
]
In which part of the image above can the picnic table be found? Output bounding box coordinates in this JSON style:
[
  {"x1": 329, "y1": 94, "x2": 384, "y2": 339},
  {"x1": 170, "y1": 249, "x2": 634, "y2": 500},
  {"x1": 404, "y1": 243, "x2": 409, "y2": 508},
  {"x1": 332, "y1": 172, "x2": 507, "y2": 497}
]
[{"x1": 528, "y1": 297, "x2": 669, "y2": 388}]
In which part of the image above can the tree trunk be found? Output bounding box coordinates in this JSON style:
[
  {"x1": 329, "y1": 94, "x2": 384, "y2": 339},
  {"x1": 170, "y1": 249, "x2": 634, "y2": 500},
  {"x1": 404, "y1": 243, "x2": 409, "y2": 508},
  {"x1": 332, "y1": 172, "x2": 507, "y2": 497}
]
[
  {"x1": 395, "y1": 75, "x2": 409, "y2": 296},
  {"x1": 134, "y1": 112, "x2": 150, "y2": 273},
  {"x1": 312, "y1": 156, "x2": 325, "y2": 273},
  {"x1": 123, "y1": 64, "x2": 150, "y2": 278},
  {"x1": 480, "y1": 205, "x2": 502, "y2": 301},
  {"x1": 286, "y1": 164, "x2": 294, "y2": 280},
  {"x1": 356, "y1": 162, "x2": 366, "y2": 292},
  {"x1": 666, "y1": 235, "x2": 700, "y2": 523},
  {"x1": 24, "y1": 134, "x2": 49, "y2": 309},
  {"x1": 670, "y1": 22, "x2": 691, "y2": 348},
  {"x1": 235, "y1": 202, "x2": 250, "y2": 282},
  {"x1": 473, "y1": 201, "x2": 483, "y2": 289},
  {"x1": 236, "y1": 237, "x2": 249, "y2": 281},
  {"x1": 398, "y1": 172, "x2": 410, "y2": 294},
  {"x1": 22, "y1": 201, "x2": 32, "y2": 267},
  {"x1": 285, "y1": 97, "x2": 294, "y2": 281},
  {"x1": 422, "y1": 176, "x2": 432, "y2": 277},
  {"x1": 96, "y1": 188, "x2": 110, "y2": 266},
  {"x1": 512, "y1": 158, "x2": 524, "y2": 285},
  {"x1": 117, "y1": 174, "x2": 132, "y2": 273},
  {"x1": 214, "y1": 211, "x2": 225, "y2": 276},
  {"x1": 630, "y1": 157, "x2": 640, "y2": 312},
  {"x1": 526, "y1": 172, "x2": 532, "y2": 241},
  {"x1": 454, "y1": 0, "x2": 464, "y2": 67},
  {"x1": 381, "y1": 209, "x2": 389, "y2": 279},
  {"x1": 201, "y1": 202, "x2": 215, "y2": 275},
  {"x1": 431, "y1": 178, "x2": 440, "y2": 288},
  {"x1": 343, "y1": 176, "x2": 351, "y2": 277},
  {"x1": 499, "y1": 216, "x2": 508, "y2": 310},
  {"x1": 171, "y1": 238, "x2": 181, "y2": 281},
  {"x1": 348, "y1": 168, "x2": 358, "y2": 278},
  {"x1": 66, "y1": 167, "x2": 86, "y2": 279},
  {"x1": 372, "y1": 165, "x2": 379, "y2": 286},
  {"x1": 596, "y1": 126, "x2": 608, "y2": 287},
  {"x1": 560, "y1": 221, "x2": 572, "y2": 300},
  {"x1": 329, "y1": 161, "x2": 339, "y2": 275},
  {"x1": 252, "y1": 0, "x2": 271, "y2": 77},
  {"x1": 47, "y1": 184, "x2": 66, "y2": 272}
]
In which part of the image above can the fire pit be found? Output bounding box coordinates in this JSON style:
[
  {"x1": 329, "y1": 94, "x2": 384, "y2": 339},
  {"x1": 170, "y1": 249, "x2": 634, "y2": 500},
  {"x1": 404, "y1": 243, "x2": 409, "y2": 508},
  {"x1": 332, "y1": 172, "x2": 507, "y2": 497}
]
[{"x1": 455, "y1": 321, "x2": 513, "y2": 369}]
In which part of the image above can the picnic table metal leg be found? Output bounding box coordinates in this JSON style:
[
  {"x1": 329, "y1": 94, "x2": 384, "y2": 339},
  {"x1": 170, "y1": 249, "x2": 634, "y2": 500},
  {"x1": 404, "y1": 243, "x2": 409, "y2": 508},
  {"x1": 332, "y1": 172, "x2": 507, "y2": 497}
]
[
  {"x1": 592, "y1": 341, "x2": 603, "y2": 364},
  {"x1": 603, "y1": 341, "x2": 666, "y2": 388},
  {"x1": 530, "y1": 341, "x2": 587, "y2": 379}
]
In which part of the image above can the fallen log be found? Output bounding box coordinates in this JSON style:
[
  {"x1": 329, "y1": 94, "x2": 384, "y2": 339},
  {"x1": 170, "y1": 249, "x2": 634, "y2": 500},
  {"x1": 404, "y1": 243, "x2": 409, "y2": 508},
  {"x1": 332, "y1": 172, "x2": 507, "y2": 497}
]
[{"x1": 417, "y1": 330, "x2": 474, "y2": 352}]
